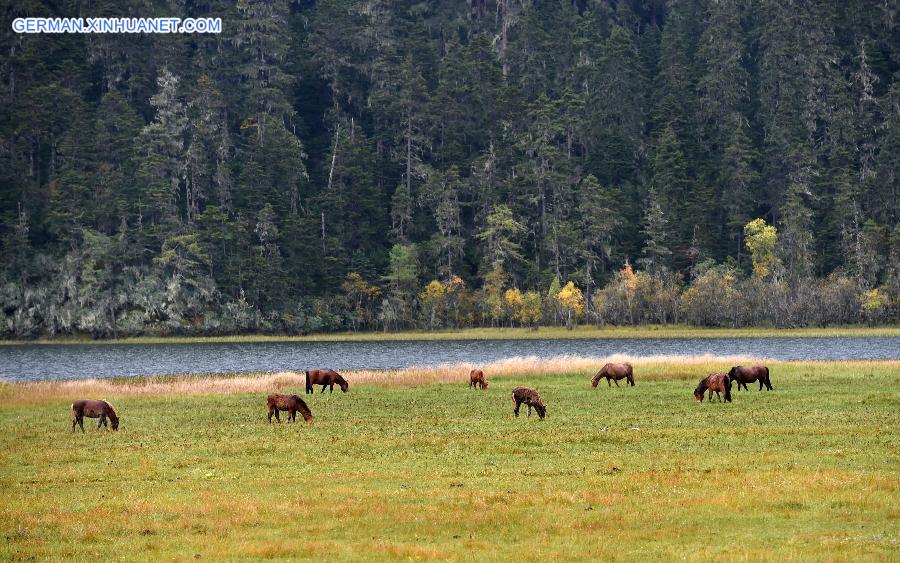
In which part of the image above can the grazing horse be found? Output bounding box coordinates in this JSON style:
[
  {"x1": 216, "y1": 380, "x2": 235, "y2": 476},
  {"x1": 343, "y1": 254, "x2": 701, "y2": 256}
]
[
  {"x1": 469, "y1": 369, "x2": 488, "y2": 389},
  {"x1": 694, "y1": 373, "x2": 732, "y2": 403},
  {"x1": 512, "y1": 386, "x2": 546, "y2": 419},
  {"x1": 591, "y1": 362, "x2": 635, "y2": 388},
  {"x1": 305, "y1": 369, "x2": 349, "y2": 394},
  {"x1": 71, "y1": 399, "x2": 119, "y2": 432},
  {"x1": 267, "y1": 393, "x2": 313, "y2": 423},
  {"x1": 728, "y1": 365, "x2": 772, "y2": 391}
]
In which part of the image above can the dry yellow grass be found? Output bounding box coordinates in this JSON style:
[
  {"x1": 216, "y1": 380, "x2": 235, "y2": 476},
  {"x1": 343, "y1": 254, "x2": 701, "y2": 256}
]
[{"x1": 4, "y1": 355, "x2": 896, "y2": 403}]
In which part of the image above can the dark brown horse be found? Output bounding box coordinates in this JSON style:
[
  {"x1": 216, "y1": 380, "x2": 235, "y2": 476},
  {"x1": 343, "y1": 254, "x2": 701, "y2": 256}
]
[
  {"x1": 267, "y1": 393, "x2": 313, "y2": 423},
  {"x1": 305, "y1": 369, "x2": 349, "y2": 394},
  {"x1": 694, "y1": 373, "x2": 732, "y2": 402},
  {"x1": 71, "y1": 399, "x2": 119, "y2": 432},
  {"x1": 728, "y1": 365, "x2": 772, "y2": 391},
  {"x1": 469, "y1": 369, "x2": 488, "y2": 389},
  {"x1": 512, "y1": 386, "x2": 546, "y2": 419},
  {"x1": 591, "y1": 362, "x2": 635, "y2": 388}
]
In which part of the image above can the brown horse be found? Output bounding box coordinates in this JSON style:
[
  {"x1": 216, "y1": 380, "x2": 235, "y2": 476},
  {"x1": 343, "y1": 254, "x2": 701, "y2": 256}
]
[
  {"x1": 591, "y1": 362, "x2": 635, "y2": 388},
  {"x1": 469, "y1": 369, "x2": 488, "y2": 389},
  {"x1": 305, "y1": 369, "x2": 349, "y2": 394},
  {"x1": 267, "y1": 393, "x2": 313, "y2": 423},
  {"x1": 728, "y1": 365, "x2": 772, "y2": 391},
  {"x1": 694, "y1": 373, "x2": 732, "y2": 402},
  {"x1": 71, "y1": 399, "x2": 119, "y2": 432},
  {"x1": 512, "y1": 386, "x2": 546, "y2": 419}
]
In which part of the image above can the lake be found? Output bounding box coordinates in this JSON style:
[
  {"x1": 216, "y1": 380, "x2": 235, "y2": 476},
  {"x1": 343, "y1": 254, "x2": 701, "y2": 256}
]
[{"x1": 1, "y1": 336, "x2": 897, "y2": 381}]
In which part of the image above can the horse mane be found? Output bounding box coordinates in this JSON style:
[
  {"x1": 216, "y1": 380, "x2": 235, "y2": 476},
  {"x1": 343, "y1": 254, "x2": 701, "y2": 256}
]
[
  {"x1": 103, "y1": 400, "x2": 118, "y2": 419},
  {"x1": 297, "y1": 401, "x2": 313, "y2": 421},
  {"x1": 694, "y1": 379, "x2": 707, "y2": 395}
]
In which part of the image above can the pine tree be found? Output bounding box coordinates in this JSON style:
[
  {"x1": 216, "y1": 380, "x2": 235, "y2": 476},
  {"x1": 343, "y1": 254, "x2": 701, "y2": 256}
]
[
  {"x1": 639, "y1": 187, "x2": 673, "y2": 273},
  {"x1": 577, "y1": 174, "x2": 620, "y2": 301},
  {"x1": 134, "y1": 68, "x2": 187, "y2": 241}
]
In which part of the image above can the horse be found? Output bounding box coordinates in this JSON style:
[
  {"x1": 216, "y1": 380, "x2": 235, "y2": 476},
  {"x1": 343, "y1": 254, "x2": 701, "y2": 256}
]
[
  {"x1": 305, "y1": 369, "x2": 349, "y2": 394},
  {"x1": 591, "y1": 362, "x2": 635, "y2": 388},
  {"x1": 693, "y1": 373, "x2": 732, "y2": 403},
  {"x1": 512, "y1": 386, "x2": 546, "y2": 419},
  {"x1": 267, "y1": 393, "x2": 313, "y2": 423},
  {"x1": 469, "y1": 369, "x2": 488, "y2": 389},
  {"x1": 71, "y1": 399, "x2": 119, "y2": 432},
  {"x1": 728, "y1": 365, "x2": 772, "y2": 391}
]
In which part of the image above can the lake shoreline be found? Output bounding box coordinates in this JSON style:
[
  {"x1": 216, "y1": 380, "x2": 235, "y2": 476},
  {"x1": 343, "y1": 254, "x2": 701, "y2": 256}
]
[
  {"x1": 2, "y1": 358, "x2": 897, "y2": 400},
  {"x1": 2, "y1": 324, "x2": 899, "y2": 345}
]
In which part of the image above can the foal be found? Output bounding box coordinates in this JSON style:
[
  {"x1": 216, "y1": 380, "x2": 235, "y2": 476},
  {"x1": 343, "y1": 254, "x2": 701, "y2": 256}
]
[
  {"x1": 693, "y1": 373, "x2": 732, "y2": 403},
  {"x1": 469, "y1": 369, "x2": 488, "y2": 389},
  {"x1": 267, "y1": 393, "x2": 313, "y2": 423},
  {"x1": 512, "y1": 386, "x2": 546, "y2": 419},
  {"x1": 71, "y1": 399, "x2": 119, "y2": 432}
]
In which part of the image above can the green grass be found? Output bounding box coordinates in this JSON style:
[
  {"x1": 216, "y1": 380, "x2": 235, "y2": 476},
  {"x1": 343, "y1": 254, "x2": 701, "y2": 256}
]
[
  {"x1": 1, "y1": 362, "x2": 898, "y2": 560},
  {"x1": 3, "y1": 324, "x2": 899, "y2": 345}
]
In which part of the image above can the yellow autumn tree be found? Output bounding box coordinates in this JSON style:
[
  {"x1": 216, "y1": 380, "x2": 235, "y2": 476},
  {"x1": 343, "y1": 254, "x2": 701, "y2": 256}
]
[
  {"x1": 557, "y1": 281, "x2": 585, "y2": 329},
  {"x1": 504, "y1": 288, "x2": 523, "y2": 326},
  {"x1": 744, "y1": 218, "x2": 780, "y2": 278},
  {"x1": 418, "y1": 280, "x2": 446, "y2": 329},
  {"x1": 859, "y1": 287, "x2": 890, "y2": 326},
  {"x1": 521, "y1": 290, "x2": 543, "y2": 329}
]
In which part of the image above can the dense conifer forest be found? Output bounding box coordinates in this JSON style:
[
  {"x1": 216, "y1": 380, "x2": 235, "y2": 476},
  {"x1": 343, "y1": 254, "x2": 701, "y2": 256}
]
[{"x1": 1, "y1": 0, "x2": 897, "y2": 336}]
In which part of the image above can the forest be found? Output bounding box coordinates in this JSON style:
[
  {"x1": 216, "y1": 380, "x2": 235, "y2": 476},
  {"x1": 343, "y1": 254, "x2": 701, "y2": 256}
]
[{"x1": 0, "y1": 0, "x2": 897, "y2": 337}]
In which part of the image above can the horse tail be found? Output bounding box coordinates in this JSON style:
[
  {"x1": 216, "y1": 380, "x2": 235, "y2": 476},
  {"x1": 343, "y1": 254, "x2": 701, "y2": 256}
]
[
  {"x1": 723, "y1": 376, "x2": 732, "y2": 402},
  {"x1": 305, "y1": 370, "x2": 311, "y2": 391},
  {"x1": 764, "y1": 366, "x2": 772, "y2": 389}
]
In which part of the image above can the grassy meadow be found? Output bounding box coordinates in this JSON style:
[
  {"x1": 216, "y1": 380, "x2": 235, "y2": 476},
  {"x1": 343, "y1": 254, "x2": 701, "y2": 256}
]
[
  {"x1": 3, "y1": 324, "x2": 899, "y2": 345},
  {"x1": 0, "y1": 359, "x2": 898, "y2": 560}
]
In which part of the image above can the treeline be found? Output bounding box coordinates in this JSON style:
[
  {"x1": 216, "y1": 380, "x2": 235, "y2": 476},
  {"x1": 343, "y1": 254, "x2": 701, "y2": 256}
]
[{"x1": 1, "y1": 0, "x2": 897, "y2": 337}]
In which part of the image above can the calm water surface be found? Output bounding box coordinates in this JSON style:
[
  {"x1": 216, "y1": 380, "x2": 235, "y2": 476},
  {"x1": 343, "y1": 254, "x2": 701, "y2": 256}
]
[{"x1": 0, "y1": 337, "x2": 897, "y2": 381}]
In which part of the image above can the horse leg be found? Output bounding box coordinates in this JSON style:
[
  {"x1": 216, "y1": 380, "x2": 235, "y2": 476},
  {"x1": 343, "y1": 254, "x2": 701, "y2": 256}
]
[
  {"x1": 330, "y1": 383, "x2": 334, "y2": 393},
  {"x1": 96, "y1": 416, "x2": 104, "y2": 431},
  {"x1": 268, "y1": 406, "x2": 274, "y2": 423},
  {"x1": 320, "y1": 385, "x2": 326, "y2": 393},
  {"x1": 513, "y1": 399, "x2": 520, "y2": 417},
  {"x1": 607, "y1": 377, "x2": 612, "y2": 387},
  {"x1": 614, "y1": 378, "x2": 620, "y2": 387},
  {"x1": 527, "y1": 404, "x2": 532, "y2": 417},
  {"x1": 72, "y1": 416, "x2": 77, "y2": 432},
  {"x1": 78, "y1": 416, "x2": 85, "y2": 432}
]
